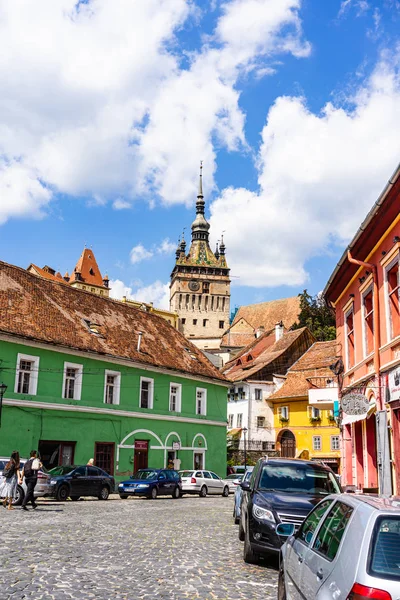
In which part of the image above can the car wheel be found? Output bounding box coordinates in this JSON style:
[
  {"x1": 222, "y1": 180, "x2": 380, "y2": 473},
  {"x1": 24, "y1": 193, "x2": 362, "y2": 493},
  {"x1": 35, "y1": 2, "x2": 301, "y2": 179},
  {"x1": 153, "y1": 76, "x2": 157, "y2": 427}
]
[
  {"x1": 70, "y1": 496, "x2": 80, "y2": 501},
  {"x1": 243, "y1": 523, "x2": 258, "y2": 564},
  {"x1": 278, "y1": 565, "x2": 287, "y2": 600},
  {"x1": 238, "y1": 514, "x2": 245, "y2": 541},
  {"x1": 199, "y1": 485, "x2": 207, "y2": 498},
  {"x1": 222, "y1": 486, "x2": 229, "y2": 497},
  {"x1": 99, "y1": 486, "x2": 109, "y2": 501},
  {"x1": 119, "y1": 495, "x2": 128, "y2": 499},
  {"x1": 13, "y1": 485, "x2": 24, "y2": 506},
  {"x1": 56, "y1": 485, "x2": 69, "y2": 502},
  {"x1": 234, "y1": 515, "x2": 240, "y2": 525},
  {"x1": 149, "y1": 487, "x2": 157, "y2": 500},
  {"x1": 172, "y1": 486, "x2": 180, "y2": 499}
]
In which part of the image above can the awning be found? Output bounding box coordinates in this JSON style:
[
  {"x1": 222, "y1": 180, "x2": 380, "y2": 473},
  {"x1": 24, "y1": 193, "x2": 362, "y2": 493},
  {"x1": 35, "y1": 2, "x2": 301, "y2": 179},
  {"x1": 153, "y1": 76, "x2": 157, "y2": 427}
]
[
  {"x1": 227, "y1": 428, "x2": 242, "y2": 436},
  {"x1": 341, "y1": 398, "x2": 376, "y2": 426}
]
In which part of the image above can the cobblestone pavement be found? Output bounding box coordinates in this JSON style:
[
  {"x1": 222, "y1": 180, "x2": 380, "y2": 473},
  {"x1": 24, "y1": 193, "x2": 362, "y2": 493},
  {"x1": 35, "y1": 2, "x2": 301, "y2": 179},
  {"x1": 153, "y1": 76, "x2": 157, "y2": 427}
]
[{"x1": 0, "y1": 495, "x2": 278, "y2": 600}]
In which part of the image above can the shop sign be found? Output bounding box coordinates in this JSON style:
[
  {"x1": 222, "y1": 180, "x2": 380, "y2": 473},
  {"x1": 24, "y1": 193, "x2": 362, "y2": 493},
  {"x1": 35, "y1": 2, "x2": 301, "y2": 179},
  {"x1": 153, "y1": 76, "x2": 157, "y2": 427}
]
[
  {"x1": 388, "y1": 368, "x2": 400, "y2": 402},
  {"x1": 134, "y1": 441, "x2": 148, "y2": 450},
  {"x1": 341, "y1": 393, "x2": 369, "y2": 415},
  {"x1": 172, "y1": 441, "x2": 181, "y2": 450}
]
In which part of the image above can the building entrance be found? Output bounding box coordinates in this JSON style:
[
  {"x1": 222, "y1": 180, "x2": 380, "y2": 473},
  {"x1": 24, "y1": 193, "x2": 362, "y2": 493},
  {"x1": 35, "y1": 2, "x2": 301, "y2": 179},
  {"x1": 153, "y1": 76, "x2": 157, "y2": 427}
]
[
  {"x1": 134, "y1": 441, "x2": 148, "y2": 473},
  {"x1": 38, "y1": 440, "x2": 75, "y2": 469},
  {"x1": 279, "y1": 430, "x2": 296, "y2": 458}
]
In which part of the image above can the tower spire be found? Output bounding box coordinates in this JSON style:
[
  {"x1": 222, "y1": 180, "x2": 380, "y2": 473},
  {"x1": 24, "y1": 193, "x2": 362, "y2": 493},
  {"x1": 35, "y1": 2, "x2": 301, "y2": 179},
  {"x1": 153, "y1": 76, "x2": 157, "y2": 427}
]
[{"x1": 198, "y1": 161, "x2": 203, "y2": 198}]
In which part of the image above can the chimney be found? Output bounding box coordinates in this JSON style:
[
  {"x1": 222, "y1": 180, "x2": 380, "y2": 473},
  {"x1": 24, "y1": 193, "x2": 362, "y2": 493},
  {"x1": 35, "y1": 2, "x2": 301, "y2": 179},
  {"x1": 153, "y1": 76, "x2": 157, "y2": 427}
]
[
  {"x1": 275, "y1": 321, "x2": 284, "y2": 341},
  {"x1": 137, "y1": 331, "x2": 144, "y2": 352},
  {"x1": 255, "y1": 326, "x2": 265, "y2": 339}
]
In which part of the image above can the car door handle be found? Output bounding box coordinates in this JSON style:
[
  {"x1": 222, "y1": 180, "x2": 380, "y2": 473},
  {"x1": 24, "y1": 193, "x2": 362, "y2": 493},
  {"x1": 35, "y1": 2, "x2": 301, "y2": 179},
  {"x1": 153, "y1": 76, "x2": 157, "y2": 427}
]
[
  {"x1": 298, "y1": 555, "x2": 304, "y2": 563},
  {"x1": 316, "y1": 569, "x2": 323, "y2": 580}
]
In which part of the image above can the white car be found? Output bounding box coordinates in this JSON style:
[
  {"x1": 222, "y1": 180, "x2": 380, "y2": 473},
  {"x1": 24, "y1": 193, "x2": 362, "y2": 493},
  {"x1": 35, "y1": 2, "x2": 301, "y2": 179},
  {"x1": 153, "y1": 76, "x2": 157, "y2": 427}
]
[
  {"x1": 0, "y1": 457, "x2": 52, "y2": 505},
  {"x1": 223, "y1": 473, "x2": 243, "y2": 493},
  {"x1": 179, "y1": 470, "x2": 230, "y2": 497}
]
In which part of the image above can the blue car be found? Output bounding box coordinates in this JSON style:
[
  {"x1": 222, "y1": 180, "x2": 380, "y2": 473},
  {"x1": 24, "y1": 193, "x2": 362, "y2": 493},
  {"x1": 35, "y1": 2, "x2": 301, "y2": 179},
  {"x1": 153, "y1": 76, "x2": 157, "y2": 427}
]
[
  {"x1": 233, "y1": 466, "x2": 254, "y2": 524},
  {"x1": 118, "y1": 468, "x2": 182, "y2": 500}
]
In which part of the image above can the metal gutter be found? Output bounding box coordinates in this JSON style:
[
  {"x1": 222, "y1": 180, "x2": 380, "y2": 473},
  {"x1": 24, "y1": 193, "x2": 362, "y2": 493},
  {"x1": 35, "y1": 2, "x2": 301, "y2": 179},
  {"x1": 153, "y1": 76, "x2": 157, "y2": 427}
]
[{"x1": 323, "y1": 162, "x2": 400, "y2": 302}]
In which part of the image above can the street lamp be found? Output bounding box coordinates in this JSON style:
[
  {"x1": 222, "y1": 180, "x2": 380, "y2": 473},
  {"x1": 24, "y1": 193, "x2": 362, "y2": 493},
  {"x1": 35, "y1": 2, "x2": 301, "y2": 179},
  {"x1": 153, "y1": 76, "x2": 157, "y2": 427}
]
[
  {"x1": 242, "y1": 427, "x2": 248, "y2": 470},
  {"x1": 0, "y1": 382, "x2": 7, "y2": 428}
]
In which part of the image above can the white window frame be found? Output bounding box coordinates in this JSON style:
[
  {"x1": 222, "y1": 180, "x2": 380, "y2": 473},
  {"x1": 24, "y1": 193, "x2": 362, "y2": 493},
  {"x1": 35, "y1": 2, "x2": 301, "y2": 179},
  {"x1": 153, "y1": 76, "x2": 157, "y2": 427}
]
[
  {"x1": 14, "y1": 353, "x2": 40, "y2": 396},
  {"x1": 361, "y1": 284, "x2": 374, "y2": 358},
  {"x1": 196, "y1": 387, "x2": 207, "y2": 416},
  {"x1": 384, "y1": 254, "x2": 400, "y2": 342},
  {"x1": 237, "y1": 413, "x2": 243, "y2": 428},
  {"x1": 228, "y1": 414, "x2": 234, "y2": 428},
  {"x1": 331, "y1": 436, "x2": 340, "y2": 451},
  {"x1": 256, "y1": 416, "x2": 265, "y2": 428},
  {"x1": 169, "y1": 383, "x2": 182, "y2": 413},
  {"x1": 309, "y1": 406, "x2": 321, "y2": 420},
  {"x1": 103, "y1": 370, "x2": 121, "y2": 405},
  {"x1": 139, "y1": 377, "x2": 154, "y2": 409},
  {"x1": 278, "y1": 405, "x2": 289, "y2": 420},
  {"x1": 312, "y1": 436, "x2": 322, "y2": 451},
  {"x1": 344, "y1": 305, "x2": 355, "y2": 371},
  {"x1": 62, "y1": 362, "x2": 83, "y2": 400},
  {"x1": 254, "y1": 388, "x2": 262, "y2": 401}
]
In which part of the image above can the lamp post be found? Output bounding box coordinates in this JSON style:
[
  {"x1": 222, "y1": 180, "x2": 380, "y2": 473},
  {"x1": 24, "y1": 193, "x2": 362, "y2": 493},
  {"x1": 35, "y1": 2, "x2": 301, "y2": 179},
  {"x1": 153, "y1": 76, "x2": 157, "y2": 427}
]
[
  {"x1": 0, "y1": 382, "x2": 7, "y2": 428},
  {"x1": 242, "y1": 427, "x2": 248, "y2": 469}
]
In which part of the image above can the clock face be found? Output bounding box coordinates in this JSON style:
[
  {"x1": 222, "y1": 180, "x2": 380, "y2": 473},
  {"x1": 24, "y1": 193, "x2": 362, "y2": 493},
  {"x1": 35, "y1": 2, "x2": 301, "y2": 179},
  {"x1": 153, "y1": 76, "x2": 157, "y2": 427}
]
[{"x1": 188, "y1": 280, "x2": 200, "y2": 291}]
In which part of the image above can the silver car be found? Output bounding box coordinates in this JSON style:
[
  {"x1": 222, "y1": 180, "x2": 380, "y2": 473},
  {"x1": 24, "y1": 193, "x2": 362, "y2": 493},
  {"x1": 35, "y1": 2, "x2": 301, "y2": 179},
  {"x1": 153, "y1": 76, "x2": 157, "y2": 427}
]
[
  {"x1": 233, "y1": 466, "x2": 253, "y2": 524},
  {"x1": 278, "y1": 493, "x2": 400, "y2": 600},
  {"x1": 179, "y1": 470, "x2": 230, "y2": 497},
  {"x1": 0, "y1": 457, "x2": 53, "y2": 505}
]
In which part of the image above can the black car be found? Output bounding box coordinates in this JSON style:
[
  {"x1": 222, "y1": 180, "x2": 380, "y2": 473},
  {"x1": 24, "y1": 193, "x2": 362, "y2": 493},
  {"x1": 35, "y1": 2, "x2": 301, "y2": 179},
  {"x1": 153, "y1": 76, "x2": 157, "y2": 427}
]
[
  {"x1": 118, "y1": 468, "x2": 182, "y2": 499},
  {"x1": 49, "y1": 465, "x2": 115, "y2": 501},
  {"x1": 239, "y1": 457, "x2": 341, "y2": 564}
]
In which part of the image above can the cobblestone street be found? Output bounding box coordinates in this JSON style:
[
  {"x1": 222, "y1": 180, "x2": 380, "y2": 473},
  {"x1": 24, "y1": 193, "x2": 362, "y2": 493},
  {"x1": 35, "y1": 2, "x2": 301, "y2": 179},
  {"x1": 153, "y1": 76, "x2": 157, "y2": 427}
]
[{"x1": 0, "y1": 495, "x2": 278, "y2": 600}]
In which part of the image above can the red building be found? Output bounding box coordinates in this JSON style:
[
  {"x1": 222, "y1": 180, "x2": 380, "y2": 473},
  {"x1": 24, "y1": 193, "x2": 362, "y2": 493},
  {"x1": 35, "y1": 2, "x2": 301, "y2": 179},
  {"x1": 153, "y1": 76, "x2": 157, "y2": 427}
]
[{"x1": 324, "y1": 163, "x2": 400, "y2": 494}]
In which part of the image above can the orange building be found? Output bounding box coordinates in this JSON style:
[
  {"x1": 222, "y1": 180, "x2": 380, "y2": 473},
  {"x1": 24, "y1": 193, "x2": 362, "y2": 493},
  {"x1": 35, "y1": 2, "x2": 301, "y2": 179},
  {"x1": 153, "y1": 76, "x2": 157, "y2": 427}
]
[{"x1": 324, "y1": 163, "x2": 400, "y2": 494}]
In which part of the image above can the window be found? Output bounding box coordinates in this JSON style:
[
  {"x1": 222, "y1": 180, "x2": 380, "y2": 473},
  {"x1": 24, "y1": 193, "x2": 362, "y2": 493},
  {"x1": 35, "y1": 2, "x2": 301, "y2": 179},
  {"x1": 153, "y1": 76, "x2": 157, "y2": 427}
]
[
  {"x1": 386, "y1": 259, "x2": 400, "y2": 339},
  {"x1": 210, "y1": 472, "x2": 220, "y2": 480},
  {"x1": 193, "y1": 319, "x2": 197, "y2": 325},
  {"x1": 181, "y1": 318, "x2": 186, "y2": 325},
  {"x1": 331, "y1": 436, "x2": 340, "y2": 451},
  {"x1": 362, "y1": 286, "x2": 374, "y2": 356},
  {"x1": 15, "y1": 353, "x2": 40, "y2": 396},
  {"x1": 345, "y1": 307, "x2": 355, "y2": 369},
  {"x1": 95, "y1": 442, "x2": 114, "y2": 475},
  {"x1": 309, "y1": 406, "x2": 321, "y2": 420},
  {"x1": 203, "y1": 319, "x2": 208, "y2": 327},
  {"x1": 169, "y1": 383, "x2": 182, "y2": 412},
  {"x1": 255, "y1": 388, "x2": 262, "y2": 400},
  {"x1": 278, "y1": 406, "x2": 289, "y2": 420},
  {"x1": 104, "y1": 370, "x2": 121, "y2": 405},
  {"x1": 238, "y1": 387, "x2": 245, "y2": 400},
  {"x1": 237, "y1": 413, "x2": 243, "y2": 428},
  {"x1": 203, "y1": 282, "x2": 210, "y2": 293},
  {"x1": 203, "y1": 471, "x2": 212, "y2": 479},
  {"x1": 140, "y1": 377, "x2": 154, "y2": 409},
  {"x1": 196, "y1": 388, "x2": 207, "y2": 416},
  {"x1": 219, "y1": 320, "x2": 224, "y2": 329},
  {"x1": 257, "y1": 416, "x2": 265, "y2": 428},
  {"x1": 228, "y1": 414, "x2": 234, "y2": 428},
  {"x1": 313, "y1": 502, "x2": 354, "y2": 561},
  {"x1": 62, "y1": 362, "x2": 83, "y2": 400},
  {"x1": 88, "y1": 466, "x2": 100, "y2": 476},
  {"x1": 313, "y1": 436, "x2": 322, "y2": 451},
  {"x1": 369, "y1": 516, "x2": 400, "y2": 579},
  {"x1": 298, "y1": 500, "x2": 333, "y2": 545}
]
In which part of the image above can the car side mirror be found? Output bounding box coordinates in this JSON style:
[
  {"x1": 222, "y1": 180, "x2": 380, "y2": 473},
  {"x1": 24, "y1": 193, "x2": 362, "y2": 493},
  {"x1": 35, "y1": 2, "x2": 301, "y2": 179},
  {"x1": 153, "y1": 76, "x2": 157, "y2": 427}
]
[
  {"x1": 240, "y1": 481, "x2": 250, "y2": 491},
  {"x1": 276, "y1": 523, "x2": 295, "y2": 537}
]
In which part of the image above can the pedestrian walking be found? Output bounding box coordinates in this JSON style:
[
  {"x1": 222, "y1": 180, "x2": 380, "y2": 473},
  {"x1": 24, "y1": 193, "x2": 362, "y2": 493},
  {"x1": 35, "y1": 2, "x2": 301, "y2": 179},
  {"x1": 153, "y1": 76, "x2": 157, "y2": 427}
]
[
  {"x1": 0, "y1": 450, "x2": 22, "y2": 510},
  {"x1": 21, "y1": 450, "x2": 42, "y2": 511}
]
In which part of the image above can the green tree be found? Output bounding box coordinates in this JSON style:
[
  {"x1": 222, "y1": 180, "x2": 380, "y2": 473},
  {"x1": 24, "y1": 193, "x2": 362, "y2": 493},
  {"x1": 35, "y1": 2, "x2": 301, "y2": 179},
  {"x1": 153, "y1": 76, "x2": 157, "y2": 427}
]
[{"x1": 292, "y1": 290, "x2": 336, "y2": 341}]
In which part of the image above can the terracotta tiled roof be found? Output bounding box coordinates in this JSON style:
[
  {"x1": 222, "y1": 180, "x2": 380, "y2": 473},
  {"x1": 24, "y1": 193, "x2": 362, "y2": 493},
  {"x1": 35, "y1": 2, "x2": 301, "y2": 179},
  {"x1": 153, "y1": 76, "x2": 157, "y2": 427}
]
[
  {"x1": 268, "y1": 341, "x2": 338, "y2": 400},
  {"x1": 220, "y1": 331, "x2": 257, "y2": 349},
  {"x1": 72, "y1": 248, "x2": 105, "y2": 288},
  {"x1": 222, "y1": 327, "x2": 314, "y2": 382},
  {"x1": 27, "y1": 264, "x2": 67, "y2": 284},
  {"x1": 0, "y1": 261, "x2": 227, "y2": 383}
]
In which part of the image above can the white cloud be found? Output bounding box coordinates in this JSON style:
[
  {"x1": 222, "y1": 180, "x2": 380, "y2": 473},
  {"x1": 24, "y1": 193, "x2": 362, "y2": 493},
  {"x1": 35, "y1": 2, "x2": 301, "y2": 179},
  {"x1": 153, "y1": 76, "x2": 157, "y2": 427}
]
[
  {"x1": 210, "y1": 55, "x2": 400, "y2": 287},
  {"x1": 112, "y1": 198, "x2": 132, "y2": 210},
  {"x1": 109, "y1": 278, "x2": 170, "y2": 310},
  {"x1": 109, "y1": 279, "x2": 134, "y2": 300},
  {"x1": 130, "y1": 244, "x2": 154, "y2": 265},
  {"x1": 157, "y1": 238, "x2": 177, "y2": 255}
]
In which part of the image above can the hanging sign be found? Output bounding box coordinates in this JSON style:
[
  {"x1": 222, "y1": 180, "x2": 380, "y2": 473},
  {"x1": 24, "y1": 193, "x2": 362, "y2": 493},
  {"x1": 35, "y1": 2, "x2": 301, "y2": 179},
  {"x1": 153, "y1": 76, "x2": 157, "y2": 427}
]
[
  {"x1": 341, "y1": 393, "x2": 369, "y2": 415},
  {"x1": 134, "y1": 440, "x2": 148, "y2": 450},
  {"x1": 172, "y1": 441, "x2": 181, "y2": 450}
]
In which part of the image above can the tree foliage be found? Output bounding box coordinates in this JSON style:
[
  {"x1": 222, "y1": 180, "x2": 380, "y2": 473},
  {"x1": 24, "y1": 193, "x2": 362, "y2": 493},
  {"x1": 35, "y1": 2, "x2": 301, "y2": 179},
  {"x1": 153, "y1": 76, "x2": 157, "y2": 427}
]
[{"x1": 292, "y1": 290, "x2": 336, "y2": 341}]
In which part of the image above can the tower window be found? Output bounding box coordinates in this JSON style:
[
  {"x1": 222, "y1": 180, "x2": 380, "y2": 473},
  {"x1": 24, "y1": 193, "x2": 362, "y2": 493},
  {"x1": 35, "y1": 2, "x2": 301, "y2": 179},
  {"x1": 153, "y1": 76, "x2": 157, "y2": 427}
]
[
  {"x1": 203, "y1": 319, "x2": 208, "y2": 327},
  {"x1": 203, "y1": 282, "x2": 209, "y2": 293},
  {"x1": 219, "y1": 321, "x2": 224, "y2": 329},
  {"x1": 193, "y1": 319, "x2": 197, "y2": 325},
  {"x1": 181, "y1": 318, "x2": 186, "y2": 325}
]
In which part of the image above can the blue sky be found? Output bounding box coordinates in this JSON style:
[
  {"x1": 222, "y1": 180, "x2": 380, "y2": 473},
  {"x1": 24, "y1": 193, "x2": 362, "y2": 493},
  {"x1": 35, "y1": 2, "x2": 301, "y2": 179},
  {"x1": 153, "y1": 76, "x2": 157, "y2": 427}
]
[{"x1": 0, "y1": 0, "x2": 400, "y2": 313}]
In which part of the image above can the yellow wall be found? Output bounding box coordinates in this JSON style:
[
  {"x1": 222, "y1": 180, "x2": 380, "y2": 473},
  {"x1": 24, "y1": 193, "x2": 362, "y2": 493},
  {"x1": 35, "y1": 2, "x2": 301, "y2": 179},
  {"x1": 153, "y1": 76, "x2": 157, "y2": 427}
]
[{"x1": 273, "y1": 398, "x2": 341, "y2": 462}]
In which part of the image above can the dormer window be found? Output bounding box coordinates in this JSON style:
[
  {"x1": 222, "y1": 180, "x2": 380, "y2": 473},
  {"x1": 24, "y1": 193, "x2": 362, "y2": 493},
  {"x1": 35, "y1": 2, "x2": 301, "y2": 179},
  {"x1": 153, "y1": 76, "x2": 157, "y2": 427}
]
[
  {"x1": 247, "y1": 354, "x2": 253, "y2": 362},
  {"x1": 82, "y1": 319, "x2": 103, "y2": 337},
  {"x1": 89, "y1": 267, "x2": 95, "y2": 276}
]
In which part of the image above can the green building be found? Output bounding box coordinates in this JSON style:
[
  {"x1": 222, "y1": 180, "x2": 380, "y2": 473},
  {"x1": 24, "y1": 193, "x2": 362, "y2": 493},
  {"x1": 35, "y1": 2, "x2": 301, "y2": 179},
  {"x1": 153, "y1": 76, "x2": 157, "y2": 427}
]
[{"x1": 0, "y1": 261, "x2": 228, "y2": 480}]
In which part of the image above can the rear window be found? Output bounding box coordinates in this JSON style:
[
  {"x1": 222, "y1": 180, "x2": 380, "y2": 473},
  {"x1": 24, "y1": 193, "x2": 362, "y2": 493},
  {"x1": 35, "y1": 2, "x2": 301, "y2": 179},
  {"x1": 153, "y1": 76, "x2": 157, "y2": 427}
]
[
  {"x1": 258, "y1": 463, "x2": 340, "y2": 496},
  {"x1": 369, "y1": 517, "x2": 400, "y2": 581},
  {"x1": 180, "y1": 471, "x2": 194, "y2": 478}
]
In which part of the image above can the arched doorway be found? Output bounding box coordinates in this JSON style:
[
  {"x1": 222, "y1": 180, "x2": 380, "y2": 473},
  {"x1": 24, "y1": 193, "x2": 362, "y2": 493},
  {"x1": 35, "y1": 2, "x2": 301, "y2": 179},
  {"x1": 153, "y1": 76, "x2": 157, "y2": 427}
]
[{"x1": 279, "y1": 430, "x2": 296, "y2": 458}]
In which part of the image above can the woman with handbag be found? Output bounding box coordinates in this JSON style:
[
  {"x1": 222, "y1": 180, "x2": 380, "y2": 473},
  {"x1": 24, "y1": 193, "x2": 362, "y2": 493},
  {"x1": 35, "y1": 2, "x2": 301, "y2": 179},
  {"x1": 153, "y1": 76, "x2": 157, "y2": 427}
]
[{"x1": 0, "y1": 450, "x2": 22, "y2": 510}]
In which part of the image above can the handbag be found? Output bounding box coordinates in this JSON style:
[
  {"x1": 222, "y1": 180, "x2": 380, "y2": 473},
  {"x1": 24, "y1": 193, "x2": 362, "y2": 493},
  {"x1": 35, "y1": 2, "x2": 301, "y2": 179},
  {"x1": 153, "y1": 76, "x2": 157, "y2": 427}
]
[
  {"x1": 32, "y1": 458, "x2": 41, "y2": 470},
  {"x1": 2, "y1": 463, "x2": 15, "y2": 478}
]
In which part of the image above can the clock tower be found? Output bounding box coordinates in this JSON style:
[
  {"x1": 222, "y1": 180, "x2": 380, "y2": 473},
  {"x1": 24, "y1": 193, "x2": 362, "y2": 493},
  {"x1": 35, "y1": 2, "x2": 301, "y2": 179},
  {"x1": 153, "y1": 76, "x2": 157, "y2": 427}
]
[{"x1": 170, "y1": 164, "x2": 230, "y2": 352}]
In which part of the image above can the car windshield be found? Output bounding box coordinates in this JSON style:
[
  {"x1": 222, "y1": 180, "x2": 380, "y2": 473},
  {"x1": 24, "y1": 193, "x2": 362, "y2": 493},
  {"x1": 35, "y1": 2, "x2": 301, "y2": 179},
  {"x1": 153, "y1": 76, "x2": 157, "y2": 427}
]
[
  {"x1": 131, "y1": 470, "x2": 158, "y2": 480},
  {"x1": 369, "y1": 516, "x2": 400, "y2": 580},
  {"x1": 244, "y1": 470, "x2": 253, "y2": 481},
  {"x1": 180, "y1": 471, "x2": 194, "y2": 477},
  {"x1": 49, "y1": 466, "x2": 75, "y2": 476},
  {"x1": 258, "y1": 464, "x2": 340, "y2": 495}
]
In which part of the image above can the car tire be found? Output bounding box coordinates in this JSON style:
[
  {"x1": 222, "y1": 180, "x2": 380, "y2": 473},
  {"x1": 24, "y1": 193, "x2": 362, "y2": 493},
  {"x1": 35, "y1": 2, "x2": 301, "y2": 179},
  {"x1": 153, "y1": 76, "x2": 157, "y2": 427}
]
[
  {"x1": 243, "y1": 523, "x2": 258, "y2": 564},
  {"x1": 99, "y1": 486, "x2": 109, "y2": 501},
  {"x1": 234, "y1": 515, "x2": 240, "y2": 525},
  {"x1": 238, "y1": 516, "x2": 245, "y2": 541},
  {"x1": 119, "y1": 495, "x2": 128, "y2": 499},
  {"x1": 13, "y1": 485, "x2": 24, "y2": 506},
  {"x1": 149, "y1": 487, "x2": 157, "y2": 500},
  {"x1": 56, "y1": 485, "x2": 69, "y2": 502},
  {"x1": 222, "y1": 486, "x2": 229, "y2": 497},
  {"x1": 172, "y1": 486, "x2": 180, "y2": 499},
  {"x1": 199, "y1": 485, "x2": 207, "y2": 498},
  {"x1": 278, "y1": 565, "x2": 287, "y2": 600},
  {"x1": 70, "y1": 496, "x2": 80, "y2": 501}
]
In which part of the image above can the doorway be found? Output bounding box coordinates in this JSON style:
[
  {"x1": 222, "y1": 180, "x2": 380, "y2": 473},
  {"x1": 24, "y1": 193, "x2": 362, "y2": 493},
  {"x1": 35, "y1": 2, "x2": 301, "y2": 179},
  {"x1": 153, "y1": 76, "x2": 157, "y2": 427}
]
[
  {"x1": 134, "y1": 441, "x2": 148, "y2": 473},
  {"x1": 39, "y1": 440, "x2": 76, "y2": 470},
  {"x1": 279, "y1": 430, "x2": 296, "y2": 458},
  {"x1": 194, "y1": 451, "x2": 204, "y2": 470}
]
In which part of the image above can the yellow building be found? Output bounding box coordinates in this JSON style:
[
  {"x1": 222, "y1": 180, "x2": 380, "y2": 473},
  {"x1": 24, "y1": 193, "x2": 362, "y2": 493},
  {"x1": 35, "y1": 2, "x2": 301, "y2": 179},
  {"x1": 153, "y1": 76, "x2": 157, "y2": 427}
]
[
  {"x1": 121, "y1": 297, "x2": 179, "y2": 329},
  {"x1": 269, "y1": 341, "x2": 341, "y2": 473}
]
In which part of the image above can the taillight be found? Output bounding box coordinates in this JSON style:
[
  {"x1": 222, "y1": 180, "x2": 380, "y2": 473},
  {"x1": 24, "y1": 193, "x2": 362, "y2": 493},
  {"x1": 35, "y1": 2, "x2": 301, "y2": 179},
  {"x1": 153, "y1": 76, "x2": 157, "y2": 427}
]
[
  {"x1": 38, "y1": 473, "x2": 47, "y2": 480},
  {"x1": 191, "y1": 477, "x2": 196, "y2": 484},
  {"x1": 347, "y1": 583, "x2": 392, "y2": 600}
]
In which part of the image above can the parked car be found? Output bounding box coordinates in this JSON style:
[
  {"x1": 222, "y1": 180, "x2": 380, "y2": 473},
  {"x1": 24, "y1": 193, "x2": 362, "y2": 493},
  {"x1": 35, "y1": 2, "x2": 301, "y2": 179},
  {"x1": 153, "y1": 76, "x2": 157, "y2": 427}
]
[
  {"x1": 233, "y1": 466, "x2": 254, "y2": 524},
  {"x1": 179, "y1": 470, "x2": 230, "y2": 497},
  {"x1": 48, "y1": 465, "x2": 115, "y2": 501},
  {"x1": 278, "y1": 493, "x2": 400, "y2": 600},
  {"x1": 239, "y1": 457, "x2": 341, "y2": 563},
  {"x1": 0, "y1": 457, "x2": 52, "y2": 506},
  {"x1": 223, "y1": 473, "x2": 243, "y2": 493},
  {"x1": 119, "y1": 469, "x2": 182, "y2": 499}
]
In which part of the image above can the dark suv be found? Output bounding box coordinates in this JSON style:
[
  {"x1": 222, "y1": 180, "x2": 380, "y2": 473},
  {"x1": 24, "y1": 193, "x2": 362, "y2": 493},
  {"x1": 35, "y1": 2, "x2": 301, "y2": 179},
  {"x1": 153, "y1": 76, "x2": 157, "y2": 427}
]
[
  {"x1": 118, "y1": 469, "x2": 182, "y2": 499},
  {"x1": 239, "y1": 457, "x2": 341, "y2": 563}
]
